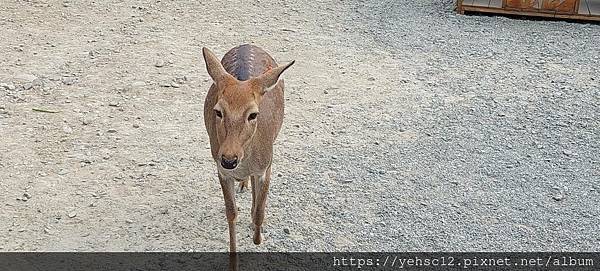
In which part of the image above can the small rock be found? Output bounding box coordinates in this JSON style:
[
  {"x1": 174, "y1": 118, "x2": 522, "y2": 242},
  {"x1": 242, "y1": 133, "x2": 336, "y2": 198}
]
[
  {"x1": 367, "y1": 77, "x2": 376, "y2": 81},
  {"x1": 108, "y1": 102, "x2": 119, "y2": 107},
  {"x1": 82, "y1": 118, "x2": 91, "y2": 125},
  {"x1": 62, "y1": 77, "x2": 76, "y2": 85},
  {"x1": 15, "y1": 73, "x2": 37, "y2": 82},
  {"x1": 497, "y1": 112, "x2": 506, "y2": 117},
  {"x1": 68, "y1": 212, "x2": 77, "y2": 218},
  {"x1": 23, "y1": 83, "x2": 33, "y2": 90},
  {"x1": 43, "y1": 227, "x2": 51, "y2": 234},
  {"x1": 23, "y1": 192, "x2": 32, "y2": 199},
  {"x1": 562, "y1": 150, "x2": 575, "y2": 156},
  {"x1": 277, "y1": 173, "x2": 283, "y2": 177},
  {"x1": 170, "y1": 82, "x2": 180, "y2": 88},
  {"x1": 283, "y1": 228, "x2": 290, "y2": 234},
  {"x1": 154, "y1": 60, "x2": 165, "y2": 67},
  {"x1": 133, "y1": 123, "x2": 140, "y2": 128},
  {"x1": 131, "y1": 81, "x2": 146, "y2": 87},
  {"x1": 342, "y1": 179, "x2": 353, "y2": 183},
  {"x1": 159, "y1": 81, "x2": 171, "y2": 87},
  {"x1": 106, "y1": 129, "x2": 117, "y2": 133},
  {"x1": 0, "y1": 83, "x2": 16, "y2": 91},
  {"x1": 552, "y1": 194, "x2": 564, "y2": 201}
]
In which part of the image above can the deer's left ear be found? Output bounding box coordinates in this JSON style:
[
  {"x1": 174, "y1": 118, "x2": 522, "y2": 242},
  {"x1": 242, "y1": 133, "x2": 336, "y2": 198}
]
[{"x1": 253, "y1": 60, "x2": 295, "y2": 95}]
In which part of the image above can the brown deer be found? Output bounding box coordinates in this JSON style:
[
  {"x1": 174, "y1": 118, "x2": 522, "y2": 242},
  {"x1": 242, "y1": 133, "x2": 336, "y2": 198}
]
[{"x1": 202, "y1": 44, "x2": 294, "y2": 252}]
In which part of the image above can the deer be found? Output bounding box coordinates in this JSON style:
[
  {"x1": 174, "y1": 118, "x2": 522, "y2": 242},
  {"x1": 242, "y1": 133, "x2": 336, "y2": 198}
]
[{"x1": 202, "y1": 44, "x2": 294, "y2": 253}]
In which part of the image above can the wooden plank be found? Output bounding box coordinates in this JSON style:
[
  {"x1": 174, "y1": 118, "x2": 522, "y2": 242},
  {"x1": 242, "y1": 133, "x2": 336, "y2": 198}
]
[
  {"x1": 589, "y1": 0, "x2": 600, "y2": 14},
  {"x1": 542, "y1": 0, "x2": 578, "y2": 14},
  {"x1": 473, "y1": 0, "x2": 491, "y2": 6},
  {"x1": 461, "y1": 4, "x2": 600, "y2": 20},
  {"x1": 579, "y1": 0, "x2": 590, "y2": 15},
  {"x1": 505, "y1": 0, "x2": 540, "y2": 9},
  {"x1": 490, "y1": 0, "x2": 503, "y2": 7}
]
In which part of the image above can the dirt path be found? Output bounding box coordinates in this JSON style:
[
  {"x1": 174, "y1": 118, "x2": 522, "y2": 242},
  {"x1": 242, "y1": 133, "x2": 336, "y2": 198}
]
[{"x1": 1, "y1": 0, "x2": 598, "y2": 252}]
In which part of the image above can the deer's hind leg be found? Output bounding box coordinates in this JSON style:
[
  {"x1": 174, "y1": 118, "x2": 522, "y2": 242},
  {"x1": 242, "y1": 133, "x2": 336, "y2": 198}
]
[{"x1": 238, "y1": 178, "x2": 249, "y2": 193}]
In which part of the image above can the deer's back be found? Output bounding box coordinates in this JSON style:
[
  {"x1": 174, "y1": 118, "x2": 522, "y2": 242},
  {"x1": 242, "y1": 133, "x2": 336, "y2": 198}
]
[{"x1": 221, "y1": 44, "x2": 277, "y2": 81}]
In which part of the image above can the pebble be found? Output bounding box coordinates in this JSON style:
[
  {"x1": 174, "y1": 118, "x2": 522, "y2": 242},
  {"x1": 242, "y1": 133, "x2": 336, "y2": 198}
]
[
  {"x1": 154, "y1": 60, "x2": 165, "y2": 67},
  {"x1": 133, "y1": 123, "x2": 140, "y2": 128},
  {"x1": 170, "y1": 82, "x2": 181, "y2": 88},
  {"x1": 68, "y1": 212, "x2": 77, "y2": 218},
  {"x1": 15, "y1": 73, "x2": 37, "y2": 82},
  {"x1": 552, "y1": 194, "x2": 564, "y2": 201},
  {"x1": 0, "y1": 83, "x2": 16, "y2": 91},
  {"x1": 43, "y1": 227, "x2": 51, "y2": 234},
  {"x1": 107, "y1": 129, "x2": 117, "y2": 133},
  {"x1": 108, "y1": 102, "x2": 119, "y2": 107},
  {"x1": 62, "y1": 77, "x2": 76, "y2": 85},
  {"x1": 131, "y1": 81, "x2": 146, "y2": 87},
  {"x1": 562, "y1": 150, "x2": 575, "y2": 156},
  {"x1": 283, "y1": 228, "x2": 290, "y2": 234},
  {"x1": 23, "y1": 192, "x2": 32, "y2": 199}
]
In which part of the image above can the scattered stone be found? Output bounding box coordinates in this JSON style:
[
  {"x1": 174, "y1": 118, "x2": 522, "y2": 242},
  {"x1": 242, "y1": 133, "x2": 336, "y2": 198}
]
[
  {"x1": 562, "y1": 150, "x2": 575, "y2": 156},
  {"x1": 23, "y1": 192, "x2": 32, "y2": 199},
  {"x1": 133, "y1": 123, "x2": 140, "y2": 128},
  {"x1": 342, "y1": 179, "x2": 353, "y2": 183},
  {"x1": 0, "y1": 83, "x2": 16, "y2": 91},
  {"x1": 283, "y1": 228, "x2": 290, "y2": 234},
  {"x1": 170, "y1": 82, "x2": 180, "y2": 88},
  {"x1": 367, "y1": 77, "x2": 376, "y2": 81},
  {"x1": 131, "y1": 81, "x2": 146, "y2": 87},
  {"x1": 68, "y1": 212, "x2": 77, "y2": 218},
  {"x1": 108, "y1": 102, "x2": 119, "y2": 107},
  {"x1": 15, "y1": 73, "x2": 37, "y2": 82},
  {"x1": 125, "y1": 219, "x2": 134, "y2": 224},
  {"x1": 43, "y1": 227, "x2": 51, "y2": 234},
  {"x1": 23, "y1": 83, "x2": 33, "y2": 90},
  {"x1": 62, "y1": 77, "x2": 76, "y2": 85},
  {"x1": 277, "y1": 173, "x2": 283, "y2": 177},
  {"x1": 159, "y1": 81, "x2": 171, "y2": 87},
  {"x1": 154, "y1": 60, "x2": 165, "y2": 67},
  {"x1": 107, "y1": 129, "x2": 117, "y2": 133},
  {"x1": 552, "y1": 194, "x2": 564, "y2": 201}
]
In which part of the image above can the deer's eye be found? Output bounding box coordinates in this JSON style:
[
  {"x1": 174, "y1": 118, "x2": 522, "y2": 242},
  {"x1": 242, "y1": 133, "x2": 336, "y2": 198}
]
[
  {"x1": 248, "y1": 112, "x2": 259, "y2": 121},
  {"x1": 214, "y1": 110, "x2": 223, "y2": 118}
]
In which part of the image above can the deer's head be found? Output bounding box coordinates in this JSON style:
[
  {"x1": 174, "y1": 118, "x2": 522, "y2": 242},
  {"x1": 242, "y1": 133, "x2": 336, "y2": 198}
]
[{"x1": 203, "y1": 47, "x2": 294, "y2": 170}]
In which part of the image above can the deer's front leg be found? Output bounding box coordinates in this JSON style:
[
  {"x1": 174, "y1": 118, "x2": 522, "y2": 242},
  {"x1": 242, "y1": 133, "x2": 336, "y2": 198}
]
[
  {"x1": 251, "y1": 164, "x2": 271, "y2": 245},
  {"x1": 219, "y1": 174, "x2": 237, "y2": 253}
]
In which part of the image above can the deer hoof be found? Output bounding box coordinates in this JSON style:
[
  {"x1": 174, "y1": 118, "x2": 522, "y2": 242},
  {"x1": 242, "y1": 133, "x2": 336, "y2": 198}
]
[{"x1": 253, "y1": 227, "x2": 262, "y2": 245}]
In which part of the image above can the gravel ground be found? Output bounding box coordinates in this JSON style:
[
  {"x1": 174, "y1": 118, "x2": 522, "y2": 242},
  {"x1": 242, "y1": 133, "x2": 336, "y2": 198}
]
[{"x1": 0, "y1": 0, "x2": 598, "y2": 252}]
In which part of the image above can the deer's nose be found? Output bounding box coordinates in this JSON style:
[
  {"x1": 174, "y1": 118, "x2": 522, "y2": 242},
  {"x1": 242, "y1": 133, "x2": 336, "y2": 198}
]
[{"x1": 221, "y1": 155, "x2": 238, "y2": 170}]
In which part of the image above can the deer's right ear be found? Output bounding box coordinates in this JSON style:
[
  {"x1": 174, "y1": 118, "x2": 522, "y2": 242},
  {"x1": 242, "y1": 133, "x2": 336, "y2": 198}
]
[{"x1": 203, "y1": 47, "x2": 230, "y2": 83}]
